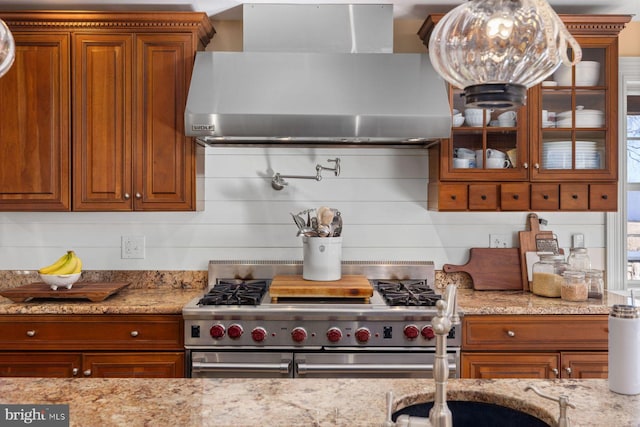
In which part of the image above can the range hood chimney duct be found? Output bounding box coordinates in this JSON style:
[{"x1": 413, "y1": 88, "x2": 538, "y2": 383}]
[{"x1": 185, "y1": 4, "x2": 452, "y2": 146}]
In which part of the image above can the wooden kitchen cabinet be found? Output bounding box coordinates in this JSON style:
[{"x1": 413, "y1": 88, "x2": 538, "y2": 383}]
[
  {"x1": 0, "y1": 314, "x2": 185, "y2": 378},
  {"x1": 461, "y1": 315, "x2": 608, "y2": 379},
  {"x1": 420, "y1": 14, "x2": 630, "y2": 212},
  {"x1": 0, "y1": 33, "x2": 70, "y2": 210},
  {"x1": 0, "y1": 12, "x2": 214, "y2": 212}
]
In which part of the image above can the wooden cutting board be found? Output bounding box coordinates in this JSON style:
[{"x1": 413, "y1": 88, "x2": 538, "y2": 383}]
[
  {"x1": 518, "y1": 213, "x2": 554, "y2": 292},
  {"x1": 269, "y1": 275, "x2": 373, "y2": 301},
  {"x1": 0, "y1": 282, "x2": 130, "y2": 302},
  {"x1": 442, "y1": 248, "x2": 522, "y2": 290}
]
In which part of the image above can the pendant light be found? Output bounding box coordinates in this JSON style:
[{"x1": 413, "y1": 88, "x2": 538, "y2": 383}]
[
  {"x1": 0, "y1": 19, "x2": 15, "y2": 78},
  {"x1": 428, "y1": 0, "x2": 582, "y2": 109}
]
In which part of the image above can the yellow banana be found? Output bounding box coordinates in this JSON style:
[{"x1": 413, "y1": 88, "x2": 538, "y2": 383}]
[
  {"x1": 39, "y1": 251, "x2": 71, "y2": 274},
  {"x1": 71, "y1": 252, "x2": 82, "y2": 274},
  {"x1": 51, "y1": 253, "x2": 78, "y2": 275}
]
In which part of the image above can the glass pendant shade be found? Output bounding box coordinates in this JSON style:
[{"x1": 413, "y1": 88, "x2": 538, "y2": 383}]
[
  {"x1": 0, "y1": 19, "x2": 15, "y2": 78},
  {"x1": 428, "y1": 0, "x2": 581, "y2": 109}
]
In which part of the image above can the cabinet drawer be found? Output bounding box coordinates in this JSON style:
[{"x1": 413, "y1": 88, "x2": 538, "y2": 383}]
[
  {"x1": 589, "y1": 184, "x2": 617, "y2": 211},
  {"x1": 531, "y1": 184, "x2": 559, "y2": 210},
  {"x1": 438, "y1": 184, "x2": 468, "y2": 210},
  {"x1": 500, "y1": 183, "x2": 530, "y2": 210},
  {"x1": 462, "y1": 352, "x2": 559, "y2": 379},
  {"x1": 468, "y1": 184, "x2": 498, "y2": 210},
  {"x1": 0, "y1": 315, "x2": 183, "y2": 350},
  {"x1": 560, "y1": 184, "x2": 589, "y2": 210},
  {"x1": 462, "y1": 315, "x2": 608, "y2": 351}
]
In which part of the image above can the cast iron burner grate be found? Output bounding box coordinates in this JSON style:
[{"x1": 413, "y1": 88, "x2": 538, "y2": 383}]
[
  {"x1": 198, "y1": 279, "x2": 268, "y2": 306},
  {"x1": 376, "y1": 280, "x2": 442, "y2": 307}
]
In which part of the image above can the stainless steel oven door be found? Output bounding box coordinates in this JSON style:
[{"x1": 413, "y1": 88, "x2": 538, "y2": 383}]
[
  {"x1": 294, "y1": 351, "x2": 460, "y2": 378},
  {"x1": 189, "y1": 351, "x2": 293, "y2": 378}
]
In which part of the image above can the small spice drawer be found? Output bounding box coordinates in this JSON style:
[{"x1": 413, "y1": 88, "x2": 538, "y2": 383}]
[
  {"x1": 0, "y1": 315, "x2": 183, "y2": 351},
  {"x1": 462, "y1": 315, "x2": 608, "y2": 351}
]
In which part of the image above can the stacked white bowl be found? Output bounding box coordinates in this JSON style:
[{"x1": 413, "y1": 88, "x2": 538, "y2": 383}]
[
  {"x1": 553, "y1": 61, "x2": 600, "y2": 86},
  {"x1": 465, "y1": 108, "x2": 491, "y2": 127}
]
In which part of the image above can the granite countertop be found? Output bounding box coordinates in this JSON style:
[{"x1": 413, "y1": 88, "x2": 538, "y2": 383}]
[{"x1": 0, "y1": 377, "x2": 637, "y2": 426}]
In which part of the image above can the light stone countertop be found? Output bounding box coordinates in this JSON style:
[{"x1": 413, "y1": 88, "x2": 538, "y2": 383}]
[{"x1": 0, "y1": 377, "x2": 637, "y2": 426}]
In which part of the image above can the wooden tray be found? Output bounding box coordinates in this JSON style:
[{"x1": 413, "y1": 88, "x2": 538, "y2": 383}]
[
  {"x1": 269, "y1": 275, "x2": 373, "y2": 301},
  {"x1": 0, "y1": 282, "x2": 130, "y2": 302}
]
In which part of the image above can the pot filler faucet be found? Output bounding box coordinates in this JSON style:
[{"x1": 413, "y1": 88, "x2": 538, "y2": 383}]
[{"x1": 388, "y1": 284, "x2": 460, "y2": 427}]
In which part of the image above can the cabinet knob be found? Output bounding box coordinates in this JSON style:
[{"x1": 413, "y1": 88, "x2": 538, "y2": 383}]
[
  {"x1": 552, "y1": 368, "x2": 559, "y2": 377},
  {"x1": 481, "y1": 195, "x2": 487, "y2": 200},
  {"x1": 513, "y1": 194, "x2": 519, "y2": 200},
  {"x1": 543, "y1": 194, "x2": 549, "y2": 200},
  {"x1": 450, "y1": 195, "x2": 457, "y2": 200},
  {"x1": 564, "y1": 367, "x2": 572, "y2": 377},
  {"x1": 130, "y1": 330, "x2": 139, "y2": 337},
  {"x1": 124, "y1": 193, "x2": 131, "y2": 200},
  {"x1": 507, "y1": 330, "x2": 515, "y2": 337},
  {"x1": 601, "y1": 194, "x2": 608, "y2": 200},
  {"x1": 523, "y1": 162, "x2": 528, "y2": 169},
  {"x1": 135, "y1": 192, "x2": 142, "y2": 199},
  {"x1": 83, "y1": 369, "x2": 92, "y2": 377},
  {"x1": 26, "y1": 330, "x2": 36, "y2": 337},
  {"x1": 572, "y1": 194, "x2": 578, "y2": 200},
  {"x1": 72, "y1": 368, "x2": 79, "y2": 376},
  {"x1": 534, "y1": 163, "x2": 540, "y2": 170}
]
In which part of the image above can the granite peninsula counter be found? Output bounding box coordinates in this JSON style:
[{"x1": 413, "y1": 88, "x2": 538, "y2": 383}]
[{"x1": 0, "y1": 377, "x2": 638, "y2": 426}]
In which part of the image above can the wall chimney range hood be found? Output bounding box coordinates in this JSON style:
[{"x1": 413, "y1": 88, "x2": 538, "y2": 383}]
[{"x1": 184, "y1": 4, "x2": 452, "y2": 147}]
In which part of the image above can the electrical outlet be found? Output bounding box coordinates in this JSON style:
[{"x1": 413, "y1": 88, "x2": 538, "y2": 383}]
[
  {"x1": 121, "y1": 235, "x2": 145, "y2": 259},
  {"x1": 490, "y1": 234, "x2": 509, "y2": 248}
]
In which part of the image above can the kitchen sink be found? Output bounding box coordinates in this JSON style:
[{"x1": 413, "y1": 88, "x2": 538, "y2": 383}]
[{"x1": 392, "y1": 400, "x2": 551, "y2": 427}]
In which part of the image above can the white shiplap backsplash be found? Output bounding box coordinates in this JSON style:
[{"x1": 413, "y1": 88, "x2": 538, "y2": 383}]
[{"x1": 0, "y1": 146, "x2": 605, "y2": 271}]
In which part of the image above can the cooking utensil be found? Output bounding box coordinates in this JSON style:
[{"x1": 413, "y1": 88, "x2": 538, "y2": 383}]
[
  {"x1": 331, "y1": 210, "x2": 342, "y2": 237},
  {"x1": 442, "y1": 248, "x2": 522, "y2": 290},
  {"x1": 290, "y1": 212, "x2": 306, "y2": 234}
]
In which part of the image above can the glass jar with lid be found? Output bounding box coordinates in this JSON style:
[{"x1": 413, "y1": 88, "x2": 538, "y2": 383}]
[
  {"x1": 531, "y1": 254, "x2": 568, "y2": 298},
  {"x1": 585, "y1": 269, "x2": 604, "y2": 300},
  {"x1": 567, "y1": 247, "x2": 591, "y2": 271},
  {"x1": 561, "y1": 270, "x2": 588, "y2": 302}
]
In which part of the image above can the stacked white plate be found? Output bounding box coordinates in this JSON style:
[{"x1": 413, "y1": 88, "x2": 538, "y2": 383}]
[{"x1": 543, "y1": 141, "x2": 602, "y2": 169}]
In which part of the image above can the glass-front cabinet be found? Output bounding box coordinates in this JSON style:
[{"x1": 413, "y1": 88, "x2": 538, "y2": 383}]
[{"x1": 421, "y1": 14, "x2": 630, "y2": 211}]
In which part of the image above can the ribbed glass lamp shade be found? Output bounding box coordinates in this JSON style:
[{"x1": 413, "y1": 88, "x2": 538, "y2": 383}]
[
  {"x1": 0, "y1": 19, "x2": 15, "y2": 78},
  {"x1": 428, "y1": 0, "x2": 581, "y2": 109}
]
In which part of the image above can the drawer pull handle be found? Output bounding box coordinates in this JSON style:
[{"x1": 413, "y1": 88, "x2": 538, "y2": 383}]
[
  {"x1": 507, "y1": 330, "x2": 515, "y2": 337},
  {"x1": 26, "y1": 330, "x2": 36, "y2": 337},
  {"x1": 130, "y1": 330, "x2": 139, "y2": 337},
  {"x1": 564, "y1": 367, "x2": 572, "y2": 377},
  {"x1": 72, "y1": 368, "x2": 79, "y2": 376},
  {"x1": 481, "y1": 195, "x2": 487, "y2": 200},
  {"x1": 601, "y1": 194, "x2": 608, "y2": 200},
  {"x1": 552, "y1": 368, "x2": 559, "y2": 377},
  {"x1": 451, "y1": 195, "x2": 457, "y2": 200},
  {"x1": 83, "y1": 369, "x2": 92, "y2": 377},
  {"x1": 513, "y1": 194, "x2": 519, "y2": 200},
  {"x1": 572, "y1": 194, "x2": 578, "y2": 200}
]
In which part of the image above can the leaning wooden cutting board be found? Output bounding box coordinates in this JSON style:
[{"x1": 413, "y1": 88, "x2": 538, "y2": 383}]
[
  {"x1": 442, "y1": 248, "x2": 522, "y2": 290},
  {"x1": 518, "y1": 213, "x2": 554, "y2": 292},
  {"x1": 269, "y1": 275, "x2": 373, "y2": 301}
]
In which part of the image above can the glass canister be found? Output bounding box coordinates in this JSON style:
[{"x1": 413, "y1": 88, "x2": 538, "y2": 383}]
[
  {"x1": 585, "y1": 269, "x2": 604, "y2": 300},
  {"x1": 567, "y1": 247, "x2": 591, "y2": 271},
  {"x1": 531, "y1": 254, "x2": 568, "y2": 298},
  {"x1": 561, "y1": 270, "x2": 588, "y2": 302}
]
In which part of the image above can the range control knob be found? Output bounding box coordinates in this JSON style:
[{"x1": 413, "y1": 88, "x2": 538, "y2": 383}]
[
  {"x1": 251, "y1": 327, "x2": 267, "y2": 342},
  {"x1": 326, "y1": 327, "x2": 343, "y2": 343},
  {"x1": 291, "y1": 327, "x2": 307, "y2": 343},
  {"x1": 403, "y1": 324, "x2": 420, "y2": 340},
  {"x1": 227, "y1": 324, "x2": 243, "y2": 339},
  {"x1": 209, "y1": 324, "x2": 225, "y2": 339},
  {"x1": 421, "y1": 326, "x2": 436, "y2": 340},
  {"x1": 355, "y1": 327, "x2": 371, "y2": 343}
]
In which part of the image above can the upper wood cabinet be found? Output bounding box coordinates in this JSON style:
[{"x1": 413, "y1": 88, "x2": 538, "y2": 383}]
[
  {"x1": 0, "y1": 12, "x2": 214, "y2": 211},
  {"x1": 420, "y1": 14, "x2": 631, "y2": 212}
]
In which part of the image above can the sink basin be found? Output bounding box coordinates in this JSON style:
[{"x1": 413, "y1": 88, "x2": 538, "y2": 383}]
[{"x1": 392, "y1": 401, "x2": 551, "y2": 427}]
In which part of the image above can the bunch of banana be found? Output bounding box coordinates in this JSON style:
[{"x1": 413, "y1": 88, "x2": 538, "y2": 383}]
[{"x1": 39, "y1": 250, "x2": 82, "y2": 275}]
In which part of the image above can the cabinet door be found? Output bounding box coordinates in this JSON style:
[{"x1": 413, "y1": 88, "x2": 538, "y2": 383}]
[
  {"x1": 560, "y1": 352, "x2": 608, "y2": 379},
  {"x1": 73, "y1": 34, "x2": 133, "y2": 211},
  {"x1": 134, "y1": 34, "x2": 196, "y2": 211},
  {"x1": 461, "y1": 352, "x2": 559, "y2": 379},
  {"x1": 0, "y1": 33, "x2": 70, "y2": 211},
  {"x1": 0, "y1": 352, "x2": 80, "y2": 377},
  {"x1": 83, "y1": 352, "x2": 184, "y2": 378}
]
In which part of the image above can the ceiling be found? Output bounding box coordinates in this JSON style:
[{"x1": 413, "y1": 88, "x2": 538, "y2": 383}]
[{"x1": 0, "y1": 0, "x2": 638, "y2": 21}]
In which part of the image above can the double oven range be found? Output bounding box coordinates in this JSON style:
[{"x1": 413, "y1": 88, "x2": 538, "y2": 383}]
[{"x1": 183, "y1": 261, "x2": 461, "y2": 378}]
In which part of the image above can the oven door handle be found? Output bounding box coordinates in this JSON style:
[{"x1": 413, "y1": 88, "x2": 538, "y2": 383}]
[
  {"x1": 295, "y1": 362, "x2": 457, "y2": 376},
  {"x1": 192, "y1": 361, "x2": 292, "y2": 375}
]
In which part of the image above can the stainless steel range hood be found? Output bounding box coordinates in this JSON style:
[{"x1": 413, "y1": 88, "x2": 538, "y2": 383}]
[{"x1": 185, "y1": 4, "x2": 452, "y2": 146}]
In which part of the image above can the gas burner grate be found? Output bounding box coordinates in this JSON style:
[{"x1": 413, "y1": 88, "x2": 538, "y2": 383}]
[
  {"x1": 376, "y1": 280, "x2": 442, "y2": 307},
  {"x1": 198, "y1": 279, "x2": 269, "y2": 306}
]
